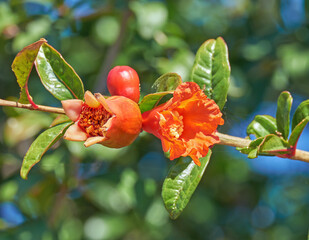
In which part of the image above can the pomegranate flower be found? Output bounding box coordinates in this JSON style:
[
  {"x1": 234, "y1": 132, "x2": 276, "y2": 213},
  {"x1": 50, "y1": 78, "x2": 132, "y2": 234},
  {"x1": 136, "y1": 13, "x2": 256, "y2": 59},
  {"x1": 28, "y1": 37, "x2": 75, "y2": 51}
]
[
  {"x1": 142, "y1": 82, "x2": 224, "y2": 166},
  {"x1": 62, "y1": 91, "x2": 142, "y2": 148}
]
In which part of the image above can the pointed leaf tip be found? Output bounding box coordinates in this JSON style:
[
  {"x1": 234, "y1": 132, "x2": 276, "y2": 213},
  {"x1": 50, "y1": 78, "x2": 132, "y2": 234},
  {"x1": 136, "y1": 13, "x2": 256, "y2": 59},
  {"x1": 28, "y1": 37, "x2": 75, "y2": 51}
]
[
  {"x1": 162, "y1": 151, "x2": 212, "y2": 219},
  {"x1": 190, "y1": 37, "x2": 230, "y2": 110}
]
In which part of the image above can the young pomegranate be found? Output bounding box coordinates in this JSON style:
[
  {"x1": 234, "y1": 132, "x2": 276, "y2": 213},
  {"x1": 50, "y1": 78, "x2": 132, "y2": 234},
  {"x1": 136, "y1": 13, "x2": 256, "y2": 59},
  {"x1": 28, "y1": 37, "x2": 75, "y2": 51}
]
[
  {"x1": 61, "y1": 91, "x2": 142, "y2": 148},
  {"x1": 107, "y1": 66, "x2": 140, "y2": 103}
]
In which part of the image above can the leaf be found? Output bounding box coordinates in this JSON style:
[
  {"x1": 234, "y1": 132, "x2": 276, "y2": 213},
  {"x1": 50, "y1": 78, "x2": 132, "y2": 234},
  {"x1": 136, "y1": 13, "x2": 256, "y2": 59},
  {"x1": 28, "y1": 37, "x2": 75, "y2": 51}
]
[
  {"x1": 289, "y1": 116, "x2": 309, "y2": 147},
  {"x1": 190, "y1": 37, "x2": 230, "y2": 109},
  {"x1": 35, "y1": 43, "x2": 84, "y2": 100},
  {"x1": 152, "y1": 73, "x2": 182, "y2": 92},
  {"x1": 162, "y1": 150, "x2": 212, "y2": 220},
  {"x1": 238, "y1": 137, "x2": 264, "y2": 158},
  {"x1": 276, "y1": 91, "x2": 293, "y2": 139},
  {"x1": 50, "y1": 114, "x2": 71, "y2": 127},
  {"x1": 239, "y1": 134, "x2": 291, "y2": 158},
  {"x1": 247, "y1": 115, "x2": 277, "y2": 138},
  {"x1": 259, "y1": 134, "x2": 290, "y2": 153},
  {"x1": 139, "y1": 91, "x2": 173, "y2": 113},
  {"x1": 11, "y1": 38, "x2": 47, "y2": 107},
  {"x1": 20, "y1": 122, "x2": 72, "y2": 179},
  {"x1": 292, "y1": 99, "x2": 309, "y2": 130}
]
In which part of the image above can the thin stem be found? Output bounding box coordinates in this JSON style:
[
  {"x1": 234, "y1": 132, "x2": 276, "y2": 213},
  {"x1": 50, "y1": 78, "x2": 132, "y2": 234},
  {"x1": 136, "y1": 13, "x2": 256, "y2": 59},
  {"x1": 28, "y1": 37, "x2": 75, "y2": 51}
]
[
  {"x1": 217, "y1": 132, "x2": 309, "y2": 163},
  {"x1": 0, "y1": 98, "x2": 309, "y2": 163},
  {"x1": 0, "y1": 99, "x2": 65, "y2": 115}
]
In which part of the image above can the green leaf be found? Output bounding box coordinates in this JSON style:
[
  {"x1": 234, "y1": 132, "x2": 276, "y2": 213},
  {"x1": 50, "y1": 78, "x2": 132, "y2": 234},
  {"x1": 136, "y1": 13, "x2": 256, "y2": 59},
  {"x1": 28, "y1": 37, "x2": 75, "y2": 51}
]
[
  {"x1": 139, "y1": 91, "x2": 173, "y2": 113},
  {"x1": 152, "y1": 73, "x2": 182, "y2": 92},
  {"x1": 162, "y1": 151, "x2": 212, "y2": 220},
  {"x1": 292, "y1": 100, "x2": 309, "y2": 130},
  {"x1": 20, "y1": 122, "x2": 72, "y2": 179},
  {"x1": 247, "y1": 115, "x2": 277, "y2": 138},
  {"x1": 50, "y1": 114, "x2": 71, "y2": 127},
  {"x1": 238, "y1": 137, "x2": 264, "y2": 158},
  {"x1": 289, "y1": 117, "x2": 309, "y2": 146},
  {"x1": 11, "y1": 39, "x2": 47, "y2": 105},
  {"x1": 35, "y1": 43, "x2": 84, "y2": 100},
  {"x1": 190, "y1": 37, "x2": 230, "y2": 109},
  {"x1": 239, "y1": 134, "x2": 291, "y2": 158},
  {"x1": 276, "y1": 91, "x2": 293, "y2": 139},
  {"x1": 259, "y1": 134, "x2": 290, "y2": 153}
]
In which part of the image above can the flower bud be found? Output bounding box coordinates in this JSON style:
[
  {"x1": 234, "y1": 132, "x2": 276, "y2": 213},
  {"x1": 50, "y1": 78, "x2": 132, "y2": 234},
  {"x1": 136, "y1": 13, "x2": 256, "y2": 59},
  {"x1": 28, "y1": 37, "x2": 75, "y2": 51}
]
[{"x1": 107, "y1": 66, "x2": 140, "y2": 103}]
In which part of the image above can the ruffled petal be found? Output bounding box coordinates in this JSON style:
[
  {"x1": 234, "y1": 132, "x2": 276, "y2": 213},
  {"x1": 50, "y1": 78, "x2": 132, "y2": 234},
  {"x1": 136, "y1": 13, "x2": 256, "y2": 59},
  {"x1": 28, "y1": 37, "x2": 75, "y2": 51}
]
[
  {"x1": 61, "y1": 99, "x2": 83, "y2": 122},
  {"x1": 63, "y1": 123, "x2": 87, "y2": 141}
]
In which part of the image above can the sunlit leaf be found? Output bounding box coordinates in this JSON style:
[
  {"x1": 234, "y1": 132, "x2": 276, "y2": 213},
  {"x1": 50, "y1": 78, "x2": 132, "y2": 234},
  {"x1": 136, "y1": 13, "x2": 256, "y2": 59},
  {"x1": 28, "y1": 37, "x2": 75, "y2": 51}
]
[
  {"x1": 139, "y1": 91, "x2": 173, "y2": 113},
  {"x1": 289, "y1": 117, "x2": 309, "y2": 147},
  {"x1": 291, "y1": 99, "x2": 309, "y2": 130},
  {"x1": 247, "y1": 115, "x2": 277, "y2": 138},
  {"x1": 11, "y1": 38, "x2": 47, "y2": 107},
  {"x1": 239, "y1": 134, "x2": 291, "y2": 159},
  {"x1": 35, "y1": 43, "x2": 84, "y2": 100},
  {"x1": 190, "y1": 37, "x2": 230, "y2": 109},
  {"x1": 20, "y1": 122, "x2": 72, "y2": 179},
  {"x1": 162, "y1": 151, "x2": 212, "y2": 220},
  {"x1": 276, "y1": 91, "x2": 292, "y2": 139},
  {"x1": 259, "y1": 134, "x2": 290, "y2": 153},
  {"x1": 152, "y1": 73, "x2": 182, "y2": 92}
]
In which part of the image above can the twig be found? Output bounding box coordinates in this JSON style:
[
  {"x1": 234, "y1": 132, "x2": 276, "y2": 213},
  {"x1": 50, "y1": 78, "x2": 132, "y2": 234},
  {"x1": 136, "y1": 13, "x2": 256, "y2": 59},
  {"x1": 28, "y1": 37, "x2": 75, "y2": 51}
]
[
  {"x1": 217, "y1": 132, "x2": 309, "y2": 163},
  {"x1": 0, "y1": 99, "x2": 65, "y2": 115},
  {"x1": 0, "y1": 98, "x2": 309, "y2": 163}
]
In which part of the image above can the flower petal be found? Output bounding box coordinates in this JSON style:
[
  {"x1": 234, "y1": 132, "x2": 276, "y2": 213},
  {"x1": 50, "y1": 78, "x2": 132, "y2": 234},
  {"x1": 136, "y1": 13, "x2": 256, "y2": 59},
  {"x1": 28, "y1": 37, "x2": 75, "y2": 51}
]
[
  {"x1": 63, "y1": 124, "x2": 87, "y2": 141},
  {"x1": 61, "y1": 99, "x2": 83, "y2": 122},
  {"x1": 94, "y1": 93, "x2": 113, "y2": 114},
  {"x1": 84, "y1": 136, "x2": 106, "y2": 147},
  {"x1": 84, "y1": 90, "x2": 100, "y2": 108}
]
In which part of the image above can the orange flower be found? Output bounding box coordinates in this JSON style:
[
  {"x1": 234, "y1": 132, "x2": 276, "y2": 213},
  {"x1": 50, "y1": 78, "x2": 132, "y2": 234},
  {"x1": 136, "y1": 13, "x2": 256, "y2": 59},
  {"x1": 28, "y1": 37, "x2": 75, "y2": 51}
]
[
  {"x1": 142, "y1": 82, "x2": 224, "y2": 166},
  {"x1": 62, "y1": 91, "x2": 142, "y2": 148}
]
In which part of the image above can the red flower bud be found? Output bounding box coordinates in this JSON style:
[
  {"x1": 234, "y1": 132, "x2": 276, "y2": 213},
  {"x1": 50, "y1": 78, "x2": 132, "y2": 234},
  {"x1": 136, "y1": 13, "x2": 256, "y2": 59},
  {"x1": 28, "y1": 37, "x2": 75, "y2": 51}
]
[
  {"x1": 62, "y1": 91, "x2": 142, "y2": 148},
  {"x1": 107, "y1": 66, "x2": 140, "y2": 103}
]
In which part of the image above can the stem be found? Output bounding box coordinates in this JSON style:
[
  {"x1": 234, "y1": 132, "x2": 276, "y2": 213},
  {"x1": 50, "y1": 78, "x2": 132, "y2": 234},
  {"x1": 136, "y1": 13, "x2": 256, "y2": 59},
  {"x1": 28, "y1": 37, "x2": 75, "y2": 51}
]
[
  {"x1": 0, "y1": 98, "x2": 309, "y2": 163},
  {"x1": 217, "y1": 132, "x2": 309, "y2": 163},
  {"x1": 0, "y1": 99, "x2": 65, "y2": 115}
]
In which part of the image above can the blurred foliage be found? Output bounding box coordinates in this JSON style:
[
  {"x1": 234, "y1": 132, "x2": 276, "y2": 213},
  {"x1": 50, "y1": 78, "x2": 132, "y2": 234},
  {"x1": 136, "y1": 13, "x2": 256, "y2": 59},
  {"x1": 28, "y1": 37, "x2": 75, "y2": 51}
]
[{"x1": 0, "y1": 0, "x2": 309, "y2": 239}]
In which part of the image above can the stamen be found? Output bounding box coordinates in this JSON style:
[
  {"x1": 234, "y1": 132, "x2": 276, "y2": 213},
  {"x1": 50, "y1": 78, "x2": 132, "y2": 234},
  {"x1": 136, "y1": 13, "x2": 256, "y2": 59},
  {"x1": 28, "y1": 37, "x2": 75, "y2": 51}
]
[{"x1": 78, "y1": 104, "x2": 112, "y2": 137}]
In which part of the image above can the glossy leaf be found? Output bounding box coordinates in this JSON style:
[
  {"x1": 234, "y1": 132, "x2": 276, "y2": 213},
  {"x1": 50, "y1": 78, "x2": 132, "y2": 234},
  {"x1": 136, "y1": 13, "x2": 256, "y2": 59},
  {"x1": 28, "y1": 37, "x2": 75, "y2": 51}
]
[
  {"x1": 20, "y1": 122, "x2": 72, "y2": 179},
  {"x1": 239, "y1": 137, "x2": 264, "y2": 159},
  {"x1": 247, "y1": 115, "x2": 277, "y2": 138},
  {"x1": 162, "y1": 151, "x2": 212, "y2": 220},
  {"x1": 289, "y1": 117, "x2": 309, "y2": 147},
  {"x1": 139, "y1": 91, "x2": 173, "y2": 113},
  {"x1": 35, "y1": 43, "x2": 84, "y2": 100},
  {"x1": 259, "y1": 134, "x2": 290, "y2": 153},
  {"x1": 11, "y1": 39, "x2": 47, "y2": 107},
  {"x1": 276, "y1": 91, "x2": 292, "y2": 139},
  {"x1": 239, "y1": 134, "x2": 291, "y2": 158},
  {"x1": 292, "y1": 100, "x2": 309, "y2": 130},
  {"x1": 152, "y1": 73, "x2": 182, "y2": 92},
  {"x1": 190, "y1": 37, "x2": 230, "y2": 109}
]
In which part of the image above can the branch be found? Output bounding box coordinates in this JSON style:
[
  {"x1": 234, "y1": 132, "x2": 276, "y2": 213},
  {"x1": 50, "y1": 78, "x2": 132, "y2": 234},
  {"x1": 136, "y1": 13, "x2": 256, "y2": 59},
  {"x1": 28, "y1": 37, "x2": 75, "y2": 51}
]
[
  {"x1": 0, "y1": 98, "x2": 308, "y2": 163},
  {"x1": 0, "y1": 99, "x2": 65, "y2": 115},
  {"x1": 217, "y1": 132, "x2": 309, "y2": 163}
]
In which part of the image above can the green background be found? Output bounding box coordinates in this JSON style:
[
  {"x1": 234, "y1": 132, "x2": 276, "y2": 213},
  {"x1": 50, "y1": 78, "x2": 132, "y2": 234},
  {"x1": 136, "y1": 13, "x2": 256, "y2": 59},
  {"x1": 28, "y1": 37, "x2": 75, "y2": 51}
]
[{"x1": 0, "y1": 1, "x2": 309, "y2": 239}]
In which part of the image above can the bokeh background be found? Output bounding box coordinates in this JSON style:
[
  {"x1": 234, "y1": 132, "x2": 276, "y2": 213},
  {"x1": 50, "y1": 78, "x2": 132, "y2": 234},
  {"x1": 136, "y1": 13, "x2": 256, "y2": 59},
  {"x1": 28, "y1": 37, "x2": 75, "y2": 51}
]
[{"x1": 0, "y1": 0, "x2": 309, "y2": 239}]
